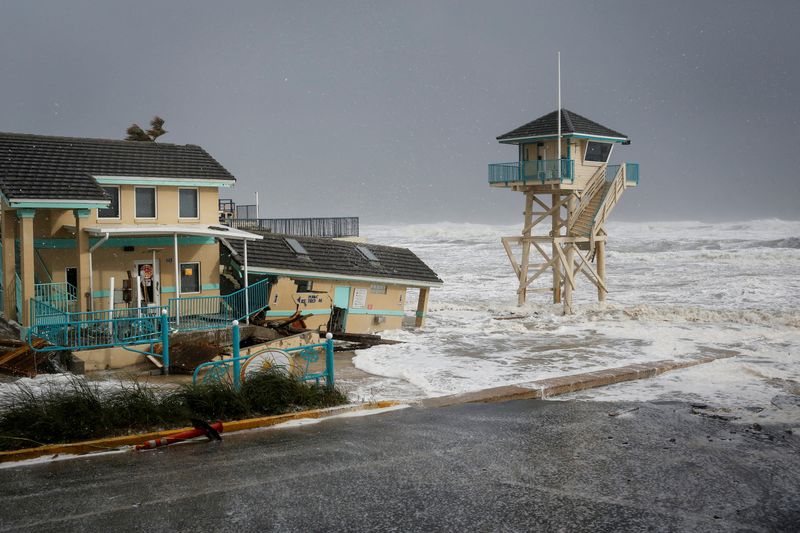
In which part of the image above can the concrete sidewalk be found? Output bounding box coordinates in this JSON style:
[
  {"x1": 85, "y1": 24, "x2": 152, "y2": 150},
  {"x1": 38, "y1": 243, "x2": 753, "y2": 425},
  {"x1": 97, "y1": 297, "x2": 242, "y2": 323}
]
[{"x1": 1, "y1": 399, "x2": 798, "y2": 532}]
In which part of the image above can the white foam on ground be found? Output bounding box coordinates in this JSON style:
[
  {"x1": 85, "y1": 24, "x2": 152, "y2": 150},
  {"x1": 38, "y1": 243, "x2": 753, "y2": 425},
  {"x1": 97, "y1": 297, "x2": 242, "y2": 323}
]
[{"x1": 352, "y1": 220, "x2": 800, "y2": 422}]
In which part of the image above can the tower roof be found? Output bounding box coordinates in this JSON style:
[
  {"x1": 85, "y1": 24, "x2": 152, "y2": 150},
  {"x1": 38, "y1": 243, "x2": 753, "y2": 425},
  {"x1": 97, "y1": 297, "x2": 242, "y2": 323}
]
[{"x1": 496, "y1": 109, "x2": 629, "y2": 144}]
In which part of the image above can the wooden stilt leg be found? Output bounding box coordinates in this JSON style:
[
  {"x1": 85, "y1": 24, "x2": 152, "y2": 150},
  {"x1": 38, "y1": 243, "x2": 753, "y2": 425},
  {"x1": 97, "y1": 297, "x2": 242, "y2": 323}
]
[
  {"x1": 563, "y1": 195, "x2": 576, "y2": 315},
  {"x1": 551, "y1": 193, "x2": 562, "y2": 304},
  {"x1": 596, "y1": 239, "x2": 606, "y2": 303},
  {"x1": 518, "y1": 192, "x2": 534, "y2": 306}
]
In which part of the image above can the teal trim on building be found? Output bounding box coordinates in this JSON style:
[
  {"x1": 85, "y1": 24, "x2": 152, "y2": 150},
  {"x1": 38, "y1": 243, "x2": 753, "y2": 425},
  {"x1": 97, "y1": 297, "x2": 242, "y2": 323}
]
[
  {"x1": 17, "y1": 208, "x2": 36, "y2": 219},
  {"x1": 91, "y1": 290, "x2": 110, "y2": 297},
  {"x1": 346, "y1": 309, "x2": 405, "y2": 317},
  {"x1": 161, "y1": 286, "x2": 176, "y2": 294},
  {"x1": 73, "y1": 209, "x2": 91, "y2": 219},
  {"x1": 201, "y1": 283, "x2": 220, "y2": 291},
  {"x1": 95, "y1": 177, "x2": 235, "y2": 188},
  {"x1": 10, "y1": 201, "x2": 108, "y2": 209},
  {"x1": 31, "y1": 235, "x2": 217, "y2": 250}
]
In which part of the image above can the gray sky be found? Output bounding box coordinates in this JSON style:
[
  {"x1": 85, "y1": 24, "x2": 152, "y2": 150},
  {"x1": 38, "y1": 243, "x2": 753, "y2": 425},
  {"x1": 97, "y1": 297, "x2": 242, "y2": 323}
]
[{"x1": 1, "y1": 1, "x2": 798, "y2": 224}]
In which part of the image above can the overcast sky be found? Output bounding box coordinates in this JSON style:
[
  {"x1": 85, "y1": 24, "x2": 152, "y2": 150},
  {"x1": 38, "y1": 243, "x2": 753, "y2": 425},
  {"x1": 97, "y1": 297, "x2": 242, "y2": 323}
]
[{"x1": 1, "y1": 1, "x2": 798, "y2": 224}]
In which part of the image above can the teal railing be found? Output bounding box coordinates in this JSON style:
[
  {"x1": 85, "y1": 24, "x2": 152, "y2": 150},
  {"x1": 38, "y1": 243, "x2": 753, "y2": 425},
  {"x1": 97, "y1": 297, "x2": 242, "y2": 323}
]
[
  {"x1": 193, "y1": 323, "x2": 335, "y2": 390},
  {"x1": 625, "y1": 162, "x2": 640, "y2": 185},
  {"x1": 30, "y1": 304, "x2": 168, "y2": 351},
  {"x1": 35, "y1": 282, "x2": 78, "y2": 313},
  {"x1": 488, "y1": 159, "x2": 574, "y2": 185},
  {"x1": 15, "y1": 273, "x2": 21, "y2": 320},
  {"x1": 168, "y1": 278, "x2": 270, "y2": 332}
]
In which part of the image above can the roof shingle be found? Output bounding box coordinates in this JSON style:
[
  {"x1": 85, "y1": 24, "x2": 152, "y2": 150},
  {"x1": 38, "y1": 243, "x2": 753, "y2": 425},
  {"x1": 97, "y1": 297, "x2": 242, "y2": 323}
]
[
  {"x1": 230, "y1": 234, "x2": 443, "y2": 286},
  {"x1": 496, "y1": 109, "x2": 629, "y2": 142},
  {"x1": 0, "y1": 132, "x2": 235, "y2": 202}
]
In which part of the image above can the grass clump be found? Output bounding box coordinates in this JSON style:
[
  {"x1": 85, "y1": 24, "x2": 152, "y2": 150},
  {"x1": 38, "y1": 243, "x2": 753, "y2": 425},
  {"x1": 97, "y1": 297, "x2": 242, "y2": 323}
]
[{"x1": 0, "y1": 370, "x2": 347, "y2": 451}]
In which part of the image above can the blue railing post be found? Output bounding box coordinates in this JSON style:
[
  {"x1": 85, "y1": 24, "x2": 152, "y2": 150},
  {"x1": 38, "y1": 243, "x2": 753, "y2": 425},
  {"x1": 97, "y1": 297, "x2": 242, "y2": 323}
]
[
  {"x1": 324, "y1": 332, "x2": 334, "y2": 388},
  {"x1": 232, "y1": 320, "x2": 241, "y2": 390},
  {"x1": 160, "y1": 310, "x2": 170, "y2": 375}
]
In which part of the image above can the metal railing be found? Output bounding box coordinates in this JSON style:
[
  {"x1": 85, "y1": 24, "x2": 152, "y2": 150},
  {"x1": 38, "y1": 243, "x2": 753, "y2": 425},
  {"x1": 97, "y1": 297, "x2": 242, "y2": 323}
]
[
  {"x1": 168, "y1": 278, "x2": 270, "y2": 332},
  {"x1": 226, "y1": 217, "x2": 360, "y2": 238},
  {"x1": 29, "y1": 302, "x2": 169, "y2": 357},
  {"x1": 193, "y1": 322, "x2": 335, "y2": 390},
  {"x1": 34, "y1": 282, "x2": 78, "y2": 313},
  {"x1": 488, "y1": 159, "x2": 574, "y2": 184}
]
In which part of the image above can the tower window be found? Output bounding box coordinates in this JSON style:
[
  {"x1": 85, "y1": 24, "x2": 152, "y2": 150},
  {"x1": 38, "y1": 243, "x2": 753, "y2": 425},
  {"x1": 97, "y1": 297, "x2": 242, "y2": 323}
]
[{"x1": 584, "y1": 141, "x2": 613, "y2": 163}]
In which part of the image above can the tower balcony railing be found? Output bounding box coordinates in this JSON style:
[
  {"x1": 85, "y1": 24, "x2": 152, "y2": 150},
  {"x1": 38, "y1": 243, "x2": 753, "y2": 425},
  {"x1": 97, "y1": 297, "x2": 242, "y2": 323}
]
[{"x1": 488, "y1": 159, "x2": 574, "y2": 184}]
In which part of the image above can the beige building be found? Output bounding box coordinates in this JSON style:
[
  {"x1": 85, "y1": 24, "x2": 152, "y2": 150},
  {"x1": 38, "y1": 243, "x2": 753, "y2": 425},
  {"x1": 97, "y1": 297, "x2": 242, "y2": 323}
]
[
  {"x1": 0, "y1": 132, "x2": 260, "y2": 331},
  {"x1": 226, "y1": 234, "x2": 443, "y2": 334}
]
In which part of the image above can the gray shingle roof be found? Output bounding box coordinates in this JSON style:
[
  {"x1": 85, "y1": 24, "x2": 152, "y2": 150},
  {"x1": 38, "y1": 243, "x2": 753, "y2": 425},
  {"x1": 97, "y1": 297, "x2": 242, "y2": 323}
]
[
  {"x1": 496, "y1": 109, "x2": 629, "y2": 142},
  {"x1": 0, "y1": 132, "x2": 235, "y2": 202},
  {"x1": 230, "y1": 234, "x2": 443, "y2": 286}
]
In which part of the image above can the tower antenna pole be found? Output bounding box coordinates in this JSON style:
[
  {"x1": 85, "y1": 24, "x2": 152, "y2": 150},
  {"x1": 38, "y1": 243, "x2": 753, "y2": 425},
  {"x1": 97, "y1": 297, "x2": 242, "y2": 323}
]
[{"x1": 557, "y1": 51, "x2": 561, "y2": 177}]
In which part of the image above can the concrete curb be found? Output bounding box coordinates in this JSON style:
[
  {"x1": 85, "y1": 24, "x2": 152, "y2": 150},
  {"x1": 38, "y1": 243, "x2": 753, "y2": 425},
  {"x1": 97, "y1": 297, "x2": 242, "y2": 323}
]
[
  {"x1": 0, "y1": 401, "x2": 400, "y2": 463},
  {"x1": 421, "y1": 354, "x2": 734, "y2": 408}
]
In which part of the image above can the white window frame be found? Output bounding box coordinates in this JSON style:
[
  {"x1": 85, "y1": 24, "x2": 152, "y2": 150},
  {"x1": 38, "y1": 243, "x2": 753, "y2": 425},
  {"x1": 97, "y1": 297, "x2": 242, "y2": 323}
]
[
  {"x1": 178, "y1": 187, "x2": 200, "y2": 220},
  {"x1": 583, "y1": 140, "x2": 614, "y2": 166},
  {"x1": 97, "y1": 185, "x2": 121, "y2": 220},
  {"x1": 134, "y1": 186, "x2": 158, "y2": 220},
  {"x1": 179, "y1": 262, "x2": 201, "y2": 294}
]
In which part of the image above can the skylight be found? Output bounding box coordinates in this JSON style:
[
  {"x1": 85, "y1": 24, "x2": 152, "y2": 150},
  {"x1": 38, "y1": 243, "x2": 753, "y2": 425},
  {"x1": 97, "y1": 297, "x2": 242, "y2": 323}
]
[
  {"x1": 356, "y1": 245, "x2": 380, "y2": 262},
  {"x1": 285, "y1": 238, "x2": 309, "y2": 256}
]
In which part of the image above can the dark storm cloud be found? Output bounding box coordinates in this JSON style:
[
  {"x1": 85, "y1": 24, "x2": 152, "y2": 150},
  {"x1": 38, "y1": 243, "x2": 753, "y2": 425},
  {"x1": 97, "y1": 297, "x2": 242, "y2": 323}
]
[{"x1": 1, "y1": 0, "x2": 798, "y2": 223}]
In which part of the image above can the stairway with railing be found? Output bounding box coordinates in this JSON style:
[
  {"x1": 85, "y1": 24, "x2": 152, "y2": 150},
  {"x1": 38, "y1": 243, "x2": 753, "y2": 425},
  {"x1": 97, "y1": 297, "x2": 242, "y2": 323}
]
[{"x1": 168, "y1": 278, "x2": 270, "y2": 332}]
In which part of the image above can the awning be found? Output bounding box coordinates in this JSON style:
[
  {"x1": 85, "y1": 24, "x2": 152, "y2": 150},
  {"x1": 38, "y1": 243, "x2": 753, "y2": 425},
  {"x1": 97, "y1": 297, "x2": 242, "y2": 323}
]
[{"x1": 83, "y1": 223, "x2": 263, "y2": 241}]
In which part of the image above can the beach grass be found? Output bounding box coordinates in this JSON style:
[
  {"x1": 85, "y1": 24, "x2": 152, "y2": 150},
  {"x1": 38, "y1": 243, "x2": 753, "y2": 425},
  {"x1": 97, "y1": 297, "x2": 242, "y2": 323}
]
[{"x1": 0, "y1": 371, "x2": 347, "y2": 451}]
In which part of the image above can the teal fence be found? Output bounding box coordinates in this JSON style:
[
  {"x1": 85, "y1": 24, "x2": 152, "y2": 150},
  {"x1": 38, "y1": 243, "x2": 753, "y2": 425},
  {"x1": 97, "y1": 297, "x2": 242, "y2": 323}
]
[
  {"x1": 35, "y1": 282, "x2": 78, "y2": 313},
  {"x1": 488, "y1": 159, "x2": 574, "y2": 184},
  {"x1": 168, "y1": 278, "x2": 270, "y2": 332},
  {"x1": 29, "y1": 303, "x2": 168, "y2": 352},
  {"x1": 192, "y1": 322, "x2": 335, "y2": 390}
]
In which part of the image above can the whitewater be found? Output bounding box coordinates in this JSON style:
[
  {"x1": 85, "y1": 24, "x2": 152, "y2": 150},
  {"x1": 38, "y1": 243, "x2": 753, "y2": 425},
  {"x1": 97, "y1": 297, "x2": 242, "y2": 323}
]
[{"x1": 351, "y1": 219, "x2": 800, "y2": 423}]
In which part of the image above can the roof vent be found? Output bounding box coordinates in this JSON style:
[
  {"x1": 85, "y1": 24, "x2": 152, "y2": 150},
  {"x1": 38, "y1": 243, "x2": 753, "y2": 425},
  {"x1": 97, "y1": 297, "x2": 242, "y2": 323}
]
[{"x1": 285, "y1": 238, "x2": 309, "y2": 256}]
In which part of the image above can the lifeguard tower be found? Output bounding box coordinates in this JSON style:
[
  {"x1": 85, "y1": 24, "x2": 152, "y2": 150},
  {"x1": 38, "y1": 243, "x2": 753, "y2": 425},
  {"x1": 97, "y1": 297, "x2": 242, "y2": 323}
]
[{"x1": 489, "y1": 108, "x2": 639, "y2": 313}]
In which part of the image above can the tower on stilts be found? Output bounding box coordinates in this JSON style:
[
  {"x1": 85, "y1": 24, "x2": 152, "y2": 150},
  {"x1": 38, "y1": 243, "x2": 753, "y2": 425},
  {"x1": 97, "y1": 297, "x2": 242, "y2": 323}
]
[{"x1": 489, "y1": 108, "x2": 639, "y2": 313}]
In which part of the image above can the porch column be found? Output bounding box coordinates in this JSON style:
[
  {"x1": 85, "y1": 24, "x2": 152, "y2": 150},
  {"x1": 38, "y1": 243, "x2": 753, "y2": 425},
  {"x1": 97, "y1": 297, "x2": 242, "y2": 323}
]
[
  {"x1": 74, "y1": 209, "x2": 91, "y2": 312},
  {"x1": 173, "y1": 233, "x2": 180, "y2": 300},
  {"x1": 415, "y1": 287, "x2": 430, "y2": 328},
  {"x1": 2, "y1": 207, "x2": 17, "y2": 321},
  {"x1": 18, "y1": 209, "x2": 35, "y2": 328}
]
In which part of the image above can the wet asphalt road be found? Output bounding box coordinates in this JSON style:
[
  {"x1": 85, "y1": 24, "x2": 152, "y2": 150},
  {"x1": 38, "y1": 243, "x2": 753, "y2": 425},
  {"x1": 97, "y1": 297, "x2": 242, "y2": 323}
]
[{"x1": 1, "y1": 399, "x2": 798, "y2": 532}]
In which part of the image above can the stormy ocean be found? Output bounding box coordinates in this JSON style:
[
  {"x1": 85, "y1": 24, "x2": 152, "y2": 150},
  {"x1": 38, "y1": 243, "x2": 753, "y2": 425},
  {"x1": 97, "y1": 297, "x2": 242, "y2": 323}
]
[{"x1": 353, "y1": 219, "x2": 800, "y2": 423}]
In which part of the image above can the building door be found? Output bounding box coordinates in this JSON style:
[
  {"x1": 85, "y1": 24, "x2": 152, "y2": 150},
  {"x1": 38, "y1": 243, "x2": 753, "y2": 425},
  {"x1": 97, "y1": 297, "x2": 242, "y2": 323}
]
[
  {"x1": 65, "y1": 267, "x2": 78, "y2": 298},
  {"x1": 134, "y1": 260, "x2": 161, "y2": 307},
  {"x1": 329, "y1": 285, "x2": 351, "y2": 333}
]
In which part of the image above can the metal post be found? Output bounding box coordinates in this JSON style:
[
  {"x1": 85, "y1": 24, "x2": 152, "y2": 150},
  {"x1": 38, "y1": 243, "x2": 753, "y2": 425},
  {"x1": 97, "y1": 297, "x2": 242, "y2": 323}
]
[
  {"x1": 324, "y1": 332, "x2": 334, "y2": 387},
  {"x1": 173, "y1": 233, "x2": 180, "y2": 326},
  {"x1": 160, "y1": 310, "x2": 170, "y2": 375},
  {"x1": 232, "y1": 320, "x2": 241, "y2": 390},
  {"x1": 108, "y1": 276, "x2": 115, "y2": 336},
  {"x1": 243, "y1": 239, "x2": 250, "y2": 324}
]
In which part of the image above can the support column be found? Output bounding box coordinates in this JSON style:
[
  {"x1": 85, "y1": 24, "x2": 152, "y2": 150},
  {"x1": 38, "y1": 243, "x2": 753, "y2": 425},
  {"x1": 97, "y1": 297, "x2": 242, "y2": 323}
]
[
  {"x1": 596, "y1": 239, "x2": 607, "y2": 303},
  {"x1": 74, "y1": 209, "x2": 91, "y2": 312},
  {"x1": 518, "y1": 192, "x2": 534, "y2": 306},
  {"x1": 2, "y1": 207, "x2": 17, "y2": 321},
  {"x1": 18, "y1": 209, "x2": 35, "y2": 328},
  {"x1": 551, "y1": 193, "x2": 562, "y2": 304},
  {"x1": 563, "y1": 195, "x2": 576, "y2": 315},
  {"x1": 243, "y1": 239, "x2": 250, "y2": 324},
  {"x1": 415, "y1": 287, "x2": 430, "y2": 328}
]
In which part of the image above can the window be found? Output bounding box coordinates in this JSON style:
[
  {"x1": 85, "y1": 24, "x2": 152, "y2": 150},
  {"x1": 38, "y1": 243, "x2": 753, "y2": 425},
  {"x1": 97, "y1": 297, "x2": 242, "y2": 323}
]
[
  {"x1": 285, "y1": 238, "x2": 309, "y2": 256},
  {"x1": 356, "y1": 245, "x2": 380, "y2": 263},
  {"x1": 135, "y1": 187, "x2": 157, "y2": 218},
  {"x1": 584, "y1": 141, "x2": 613, "y2": 163},
  {"x1": 180, "y1": 262, "x2": 200, "y2": 294},
  {"x1": 179, "y1": 188, "x2": 199, "y2": 218},
  {"x1": 294, "y1": 279, "x2": 313, "y2": 293},
  {"x1": 98, "y1": 186, "x2": 120, "y2": 219},
  {"x1": 370, "y1": 284, "x2": 387, "y2": 294}
]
